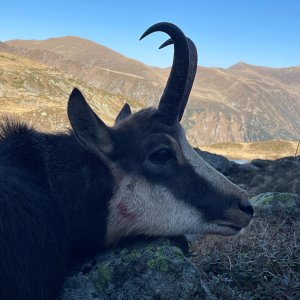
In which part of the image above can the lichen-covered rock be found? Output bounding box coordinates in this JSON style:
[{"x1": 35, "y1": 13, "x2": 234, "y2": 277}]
[
  {"x1": 250, "y1": 192, "x2": 300, "y2": 213},
  {"x1": 62, "y1": 238, "x2": 205, "y2": 300}
]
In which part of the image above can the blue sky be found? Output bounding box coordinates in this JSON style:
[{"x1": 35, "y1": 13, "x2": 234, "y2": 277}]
[{"x1": 1, "y1": 0, "x2": 299, "y2": 68}]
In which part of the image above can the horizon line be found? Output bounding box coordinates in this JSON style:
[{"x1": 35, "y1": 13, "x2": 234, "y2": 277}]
[{"x1": 2, "y1": 35, "x2": 300, "y2": 70}]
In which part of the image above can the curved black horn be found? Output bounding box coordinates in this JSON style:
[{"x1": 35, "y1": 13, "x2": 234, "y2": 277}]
[
  {"x1": 160, "y1": 37, "x2": 198, "y2": 121},
  {"x1": 140, "y1": 22, "x2": 190, "y2": 124}
]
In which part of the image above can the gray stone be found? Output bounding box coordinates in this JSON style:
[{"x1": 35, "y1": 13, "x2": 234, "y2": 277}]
[
  {"x1": 250, "y1": 192, "x2": 300, "y2": 213},
  {"x1": 62, "y1": 238, "x2": 206, "y2": 300},
  {"x1": 194, "y1": 148, "x2": 236, "y2": 174}
]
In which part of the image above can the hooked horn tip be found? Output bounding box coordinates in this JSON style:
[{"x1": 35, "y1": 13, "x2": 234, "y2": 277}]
[
  {"x1": 139, "y1": 29, "x2": 152, "y2": 41},
  {"x1": 159, "y1": 38, "x2": 174, "y2": 49}
]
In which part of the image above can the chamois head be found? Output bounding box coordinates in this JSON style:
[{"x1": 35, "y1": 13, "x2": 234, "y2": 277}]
[{"x1": 68, "y1": 22, "x2": 253, "y2": 245}]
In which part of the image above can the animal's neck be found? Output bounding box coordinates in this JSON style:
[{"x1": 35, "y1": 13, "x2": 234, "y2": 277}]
[{"x1": 42, "y1": 132, "x2": 115, "y2": 260}]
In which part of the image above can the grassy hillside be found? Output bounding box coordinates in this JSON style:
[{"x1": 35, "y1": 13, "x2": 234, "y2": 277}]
[
  {"x1": 202, "y1": 140, "x2": 300, "y2": 160},
  {"x1": 0, "y1": 51, "x2": 143, "y2": 131}
]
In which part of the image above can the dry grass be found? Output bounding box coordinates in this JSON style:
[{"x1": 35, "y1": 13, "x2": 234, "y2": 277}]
[
  {"x1": 0, "y1": 51, "x2": 144, "y2": 132},
  {"x1": 202, "y1": 140, "x2": 299, "y2": 160},
  {"x1": 191, "y1": 205, "x2": 300, "y2": 299}
]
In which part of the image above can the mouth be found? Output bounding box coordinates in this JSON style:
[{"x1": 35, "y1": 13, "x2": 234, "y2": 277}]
[
  {"x1": 214, "y1": 223, "x2": 244, "y2": 236},
  {"x1": 222, "y1": 224, "x2": 242, "y2": 231}
]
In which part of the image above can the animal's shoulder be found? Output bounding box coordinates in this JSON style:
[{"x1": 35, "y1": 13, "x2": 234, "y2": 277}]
[
  {"x1": 0, "y1": 119, "x2": 52, "y2": 191},
  {"x1": 0, "y1": 162, "x2": 67, "y2": 300},
  {"x1": 0, "y1": 120, "x2": 37, "y2": 157},
  {"x1": 0, "y1": 121, "x2": 67, "y2": 248}
]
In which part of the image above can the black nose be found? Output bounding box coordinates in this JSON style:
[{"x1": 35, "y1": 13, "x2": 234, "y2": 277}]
[{"x1": 238, "y1": 200, "x2": 254, "y2": 217}]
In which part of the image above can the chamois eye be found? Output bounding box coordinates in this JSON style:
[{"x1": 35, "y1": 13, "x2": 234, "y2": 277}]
[{"x1": 149, "y1": 149, "x2": 173, "y2": 164}]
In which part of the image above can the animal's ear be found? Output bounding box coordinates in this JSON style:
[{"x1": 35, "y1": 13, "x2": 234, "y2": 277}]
[
  {"x1": 68, "y1": 88, "x2": 113, "y2": 155},
  {"x1": 114, "y1": 103, "x2": 132, "y2": 125}
]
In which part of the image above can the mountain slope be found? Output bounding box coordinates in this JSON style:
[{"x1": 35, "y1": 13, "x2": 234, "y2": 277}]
[
  {"x1": 2, "y1": 38, "x2": 300, "y2": 145},
  {"x1": 7, "y1": 36, "x2": 161, "y2": 78},
  {"x1": 0, "y1": 51, "x2": 143, "y2": 131},
  {"x1": 185, "y1": 64, "x2": 300, "y2": 144},
  {"x1": 4, "y1": 38, "x2": 166, "y2": 107}
]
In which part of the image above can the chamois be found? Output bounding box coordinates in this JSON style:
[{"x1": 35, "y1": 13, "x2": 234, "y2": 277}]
[{"x1": 0, "y1": 22, "x2": 253, "y2": 300}]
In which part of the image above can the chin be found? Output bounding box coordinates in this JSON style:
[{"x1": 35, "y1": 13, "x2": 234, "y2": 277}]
[{"x1": 202, "y1": 224, "x2": 246, "y2": 237}]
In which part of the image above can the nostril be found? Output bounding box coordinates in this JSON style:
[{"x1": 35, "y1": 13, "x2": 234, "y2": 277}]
[{"x1": 238, "y1": 201, "x2": 254, "y2": 217}]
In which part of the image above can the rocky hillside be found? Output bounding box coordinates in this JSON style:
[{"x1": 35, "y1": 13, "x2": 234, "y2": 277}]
[
  {"x1": 0, "y1": 51, "x2": 142, "y2": 131},
  {"x1": 2, "y1": 37, "x2": 300, "y2": 145},
  {"x1": 196, "y1": 149, "x2": 300, "y2": 196}
]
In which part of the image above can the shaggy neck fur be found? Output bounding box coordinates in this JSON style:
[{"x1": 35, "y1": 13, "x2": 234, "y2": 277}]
[{"x1": 0, "y1": 122, "x2": 114, "y2": 300}]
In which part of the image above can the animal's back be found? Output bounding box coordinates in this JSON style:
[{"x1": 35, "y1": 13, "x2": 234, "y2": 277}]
[{"x1": 0, "y1": 122, "x2": 67, "y2": 299}]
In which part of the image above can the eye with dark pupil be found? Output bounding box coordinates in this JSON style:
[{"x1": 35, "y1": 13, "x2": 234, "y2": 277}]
[{"x1": 150, "y1": 149, "x2": 173, "y2": 164}]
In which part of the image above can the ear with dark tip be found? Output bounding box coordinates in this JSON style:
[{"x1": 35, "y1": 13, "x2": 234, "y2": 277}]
[
  {"x1": 114, "y1": 103, "x2": 132, "y2": 125},
  {"x1": 67, "y1": 88, "x2": 113, "y2": 155}
]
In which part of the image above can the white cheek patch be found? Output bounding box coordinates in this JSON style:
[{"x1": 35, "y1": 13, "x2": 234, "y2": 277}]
[{"x1": 106, "y1": 175, "x2": 207, "y2": 245}]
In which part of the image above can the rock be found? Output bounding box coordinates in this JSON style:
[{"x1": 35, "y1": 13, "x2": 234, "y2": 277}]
[
  {"x1": 251, "y1": 159, "x2": 271, "y2": 168},
  {"x1": 250, "y1": 192, "x2": 300, "y2": 213},
  {"x1": 236, "y1": 163, "x2": 258, "y2": 172},
  {"x1": 215, "y1": 155, "x2": 300, "y2": 196},
  {"x1": 62, "y1": 238, "x2": 206, "y2": 300},
  {"x1": 195, "y1": 148, "x2": 236, "y2": 174}
]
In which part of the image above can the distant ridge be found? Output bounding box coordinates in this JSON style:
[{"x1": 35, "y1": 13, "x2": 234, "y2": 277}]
[
  {"x1": 229, "y1": 61, "x2": 252, "y2": 69},
  {"x1": 6, "y1": 36, "x2": 159, "y2": 78},
  {"x1": 1, "y1": 37, "x2": 300, "y2": 145},
  {"x1": 230, "y1": 61, "x2": 300, "y2": 70}
]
